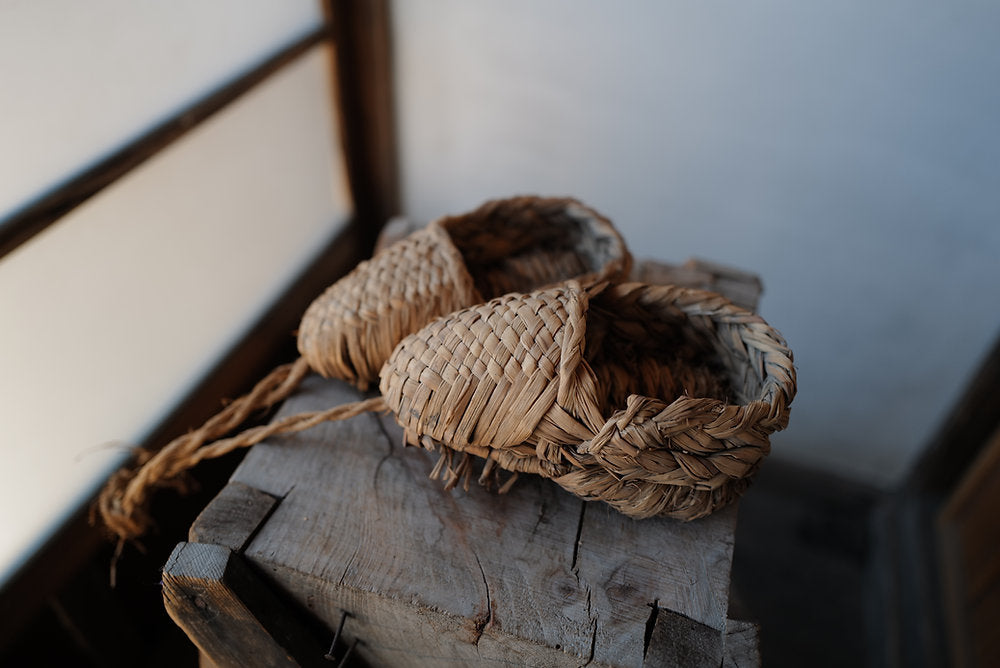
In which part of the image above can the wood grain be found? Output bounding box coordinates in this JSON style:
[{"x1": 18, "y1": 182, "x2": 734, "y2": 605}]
[
  {"x1": 206, "y1": 375, "x2": 739, "y2": 666},
  {"x1": 162, "y1": 542, "x2": 331, "y2": 668},
  {"x1": 166, "y1": 250, "x2": 764, "y2": 665},
  {"x1": 188, "y1": 481, "x2": 279, "y2": 552},
  {"x1": 723, "y1": 620, "x2": 761, "y2": 667}
]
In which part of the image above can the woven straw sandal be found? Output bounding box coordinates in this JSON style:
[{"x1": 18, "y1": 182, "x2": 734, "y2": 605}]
[
  {"x1": 298, "y1": 195, "x2": 631, "y2": 389},
  {"x1": 379, "y1": 280, "x2": 796, "y2": 521},
  {"x1": 98, "y1": 196, "x2": 629, "y2": 543},
  {"x1": 98, "y1": 278, "x2": 794, "y2": 543}
]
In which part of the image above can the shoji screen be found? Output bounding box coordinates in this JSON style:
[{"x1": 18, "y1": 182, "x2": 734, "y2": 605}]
[{"x1": 0, "y1": 1, "x2": 351, "y2": 585}]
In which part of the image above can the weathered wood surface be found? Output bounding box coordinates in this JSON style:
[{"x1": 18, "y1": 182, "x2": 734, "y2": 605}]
[
  {"x1": 723, "y1": 620, "x2": 761, "y2": 668},
  {"x1": 182, "y1": 376, "x2": 741, "y2": 667},
  {"x1": 169, "y1": 243, "x2": 766, "y2": 666},
  {"x1": 162, "y1": 541, "x2": 332, "y2": 668},
  {"x1": 188, "y1": 481, "x2": 279, "y2": 552}
]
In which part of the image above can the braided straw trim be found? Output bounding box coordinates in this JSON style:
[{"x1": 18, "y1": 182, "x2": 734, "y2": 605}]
[
  {"x1": 381, "y1": 281, "x2": 795, "y2": 521},
  {"x1": 298, "y1": 196, "x2": 631, "y2": 389}
]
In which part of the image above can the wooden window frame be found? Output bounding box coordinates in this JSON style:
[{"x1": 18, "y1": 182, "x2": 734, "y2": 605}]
[{"x1": 0, "y1": 0, "x2": 397, "y2": 649}]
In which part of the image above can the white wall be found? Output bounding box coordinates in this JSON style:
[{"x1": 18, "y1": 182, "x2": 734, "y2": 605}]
[
  {"x1": 391, "y1": 0, "x2": 1000, "y2": 487},
  {"x1": 0, "y1": 1, "x2": 349, "y2": 585}
]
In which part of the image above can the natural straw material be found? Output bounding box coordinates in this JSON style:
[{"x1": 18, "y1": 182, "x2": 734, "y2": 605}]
[
  {"x1": 298, "y1": 196, "x2": 631, "y2": 389},
  {"x1": 98, "y1": 195, "x2": 631, "y2": 543},
  {"x1": 97, "y1": 357, "x2": 312, "y2": 543},
  {"x1": 381, "y1": 281, "x2": 795, "y2": 520},
  {"x1": 98, "y1": 278, "x2": 795, "y2": 545}
]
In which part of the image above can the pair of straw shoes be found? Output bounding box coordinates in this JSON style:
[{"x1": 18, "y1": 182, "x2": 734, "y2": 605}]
[
  {"x1": 99, "y1": 195, "x2": 796, "y2": 544},
  {"x1": 295, "y1": 195, "x2": 796, "y2": 521}
]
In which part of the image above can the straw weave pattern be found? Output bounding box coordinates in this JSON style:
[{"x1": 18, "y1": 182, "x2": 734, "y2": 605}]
[
  {"x1": 298, "y1": 196, "x2": 630, "y2": 389},
  {"x1": 95, "y1": 195, "x2": 795, "y2": 546},
  {"x1": 381, "y1": 281, "x2": 795, "y2": 520}
]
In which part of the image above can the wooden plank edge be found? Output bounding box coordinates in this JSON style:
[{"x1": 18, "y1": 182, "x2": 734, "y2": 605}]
[
  {"x1": 643, "y1": 608, "x2": 725, "y2": 668},
  {"x1": 188, "y1": 482, "x2": 281, "y2": 553},
  {"x1": 163, "y1": 542, "x2": 333, "y2": 668}
]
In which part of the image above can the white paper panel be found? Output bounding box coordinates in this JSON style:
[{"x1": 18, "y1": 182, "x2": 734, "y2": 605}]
[
  {"x1": 0, "y1": 44, "x2": 350, "y2": 584},
  {"x1": 0, "y1": 0, "x2": 322, "y2": 220}
]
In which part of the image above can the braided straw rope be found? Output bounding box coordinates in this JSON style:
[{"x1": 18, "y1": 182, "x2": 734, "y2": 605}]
[
  {"x1": 97, "y1": 196, "x2": 630, "y2": 543},
  {"x1": 298, "y1": 195, "x2": 631, "y2": 389},
  {"x1": 96, "y1": 356, "x2": 313, "y2": 543},
  {"x1": 381, "y1": 281, "x2": 795, "y2": 521}
]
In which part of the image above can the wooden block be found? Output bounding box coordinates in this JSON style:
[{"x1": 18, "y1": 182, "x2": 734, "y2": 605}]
[
  {"x1": 643, "y1": 608, "x2": 724, "y2": 667},
  {"x1": 164, "y1": 225, "x2": 761, "y2": 665},
  {"x1": 162, "y1": 542, "x2": 331, "y2": 668},
  {"x1": 188, "y1": 480, "x2": 279, "y2": 551},
  {"x1": 723, "y1": 620, "x2": 762, "y2": 668},
  {"x1": 178, "y1": 376, "x2": 741, "y2": 667}
]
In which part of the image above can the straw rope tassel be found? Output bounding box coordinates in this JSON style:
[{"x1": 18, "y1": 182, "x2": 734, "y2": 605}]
[{"x1": 97, "y1": 357, "x2": 313, "y2": 542}]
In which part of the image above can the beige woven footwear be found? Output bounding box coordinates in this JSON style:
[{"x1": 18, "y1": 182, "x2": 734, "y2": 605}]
[
  {"x1": 98, "y1": 196, "x2": 629, "y2": 543},
  {"x1": 298, "y1": 196, "x2": 631, "y2": 389},
  {"x1": 380, "y1": 280, "x2": 796, "y2": 521},
  {"x1": 98, "y1": 277, "x2": 793, "y2": 542}
]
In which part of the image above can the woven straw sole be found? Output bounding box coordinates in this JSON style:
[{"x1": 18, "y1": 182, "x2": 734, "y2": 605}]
[{"x1": 380, "y1": 281, "x2": 795, "y2": 521}]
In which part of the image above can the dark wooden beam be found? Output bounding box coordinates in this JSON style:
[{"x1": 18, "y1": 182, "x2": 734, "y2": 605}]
[
  {"x1": 325, "y1": 0, "x2": 399, "y2": 249},
  {"x1": 0, "y1": 24, "x2": 332, "y2": 261},
  {"x1": 868, "y1": 330, "x2": 1000, "y2": 667},
  {"x1": 905, "y1": 331, "x2": 1000, "y2": 496}
]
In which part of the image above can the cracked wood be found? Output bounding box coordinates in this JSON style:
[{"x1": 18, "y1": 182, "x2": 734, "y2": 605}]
[{"x1": 184, "y1": 376, "x2": 739, "y2": 667}]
